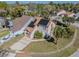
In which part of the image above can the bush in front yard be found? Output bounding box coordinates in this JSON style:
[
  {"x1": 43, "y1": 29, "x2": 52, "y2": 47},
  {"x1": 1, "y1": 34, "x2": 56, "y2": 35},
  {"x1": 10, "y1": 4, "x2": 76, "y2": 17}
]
[{"x1": 34, "y1": 31, "x2": 43, "y2": 39}]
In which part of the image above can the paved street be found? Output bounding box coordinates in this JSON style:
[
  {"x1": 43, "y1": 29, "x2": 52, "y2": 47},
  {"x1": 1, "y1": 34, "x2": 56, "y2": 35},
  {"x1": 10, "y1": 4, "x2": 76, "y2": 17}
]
[{"x1": 70, "y1": 49, "x2": 79, "y2": 57}]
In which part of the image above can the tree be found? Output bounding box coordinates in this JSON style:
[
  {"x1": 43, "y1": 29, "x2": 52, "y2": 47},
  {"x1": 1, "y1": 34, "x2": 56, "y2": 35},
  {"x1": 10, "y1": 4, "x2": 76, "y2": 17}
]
[
  {"x1": 36, "y1": 4, "x2": 44, "y2": 16},
  {"x1": 10, "y1": 6, "x2": 25, "y2": 18},
  {"x1": 62, "y1": 16, "x2": 75, "y2": 24},
  {"x1": 53, "y1": 26, "x2": 74, "y2": 39},
  {"x1": 0, "y1": 2, "x2": 8, "y2": 17},
  {"x1": 0, "y1": 2, "x2": 8, "y2": 9},
  {"x1": 43, "y1": 5, "x2": 52, "y2": 16}
]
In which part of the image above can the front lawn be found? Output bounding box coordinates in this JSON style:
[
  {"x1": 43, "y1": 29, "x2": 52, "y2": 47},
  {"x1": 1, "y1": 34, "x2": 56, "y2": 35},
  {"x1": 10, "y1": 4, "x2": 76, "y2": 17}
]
[
  {"x1": 23, "y1": 36, "x2": 73, "y2": 53},
  {"x1": 23, "y1": 26, "x2": 75, "y2": 53},
  {"x1": 23, "y1": 41, "x2": 57, "y2": 52},
  {"x1": 26, "y1": 28, "x2": 79, "y2": 57}
]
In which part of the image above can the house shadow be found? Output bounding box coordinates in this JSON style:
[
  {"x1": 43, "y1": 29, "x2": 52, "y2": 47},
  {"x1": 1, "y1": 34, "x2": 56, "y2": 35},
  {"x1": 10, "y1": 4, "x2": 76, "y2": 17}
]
[{"x1": 44, "y1": 35, "x2": 57, "y2": 45}]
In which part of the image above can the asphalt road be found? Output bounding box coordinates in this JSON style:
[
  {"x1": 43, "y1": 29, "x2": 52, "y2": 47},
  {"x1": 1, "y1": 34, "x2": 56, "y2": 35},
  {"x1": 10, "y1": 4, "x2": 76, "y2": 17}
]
[{"x1": 70, "y1": 49, "x2": 79, "y2": 57}]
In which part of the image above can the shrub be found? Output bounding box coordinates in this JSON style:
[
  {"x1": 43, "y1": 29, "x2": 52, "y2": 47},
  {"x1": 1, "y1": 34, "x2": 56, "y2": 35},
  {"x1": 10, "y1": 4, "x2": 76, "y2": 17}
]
[{"x1": 34, "y1": 31, "x2": 43, "y2": 39}]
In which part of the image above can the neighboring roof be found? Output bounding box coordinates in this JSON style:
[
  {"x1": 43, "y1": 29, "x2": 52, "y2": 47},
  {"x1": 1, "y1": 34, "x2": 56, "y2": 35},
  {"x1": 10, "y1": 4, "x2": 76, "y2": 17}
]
[
  {"x1": 57, "y1": 10, "x2": 66, "y2": 16},
  {"x1": 0, "y1": 17, "x2": 5, "y2": 25},
  {"x1": 12, "y1": 15, "x2": 32, "y2": 32},
  {"x1": 38, "y1": 19, "x2": 49, "y2": 26},
  {"x1": 0, "y1": 9, "x2": 6, "y2": 13}
]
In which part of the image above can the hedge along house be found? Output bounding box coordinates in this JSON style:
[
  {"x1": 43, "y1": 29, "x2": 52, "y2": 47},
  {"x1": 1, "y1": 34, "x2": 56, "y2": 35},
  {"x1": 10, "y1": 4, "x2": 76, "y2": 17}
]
[{"x1": 11, "y1": 15, "x2": 34, "y2": 36}]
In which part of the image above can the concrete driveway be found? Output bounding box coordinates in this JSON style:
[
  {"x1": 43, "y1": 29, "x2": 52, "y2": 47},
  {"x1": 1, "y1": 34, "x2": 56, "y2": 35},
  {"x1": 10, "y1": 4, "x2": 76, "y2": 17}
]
[{"x1": 10, "y1": 37, "x2": 32, "y2": 51}]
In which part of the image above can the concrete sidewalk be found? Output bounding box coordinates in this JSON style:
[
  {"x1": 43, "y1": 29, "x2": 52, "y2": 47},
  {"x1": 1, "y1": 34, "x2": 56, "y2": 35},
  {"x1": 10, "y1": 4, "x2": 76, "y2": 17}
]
[
  {"x1": 10, "y1": 37, "x2": 32, "y2": 51},
  {"x1": 7, "y1": 52, "x2": 16, "y2": 57}
]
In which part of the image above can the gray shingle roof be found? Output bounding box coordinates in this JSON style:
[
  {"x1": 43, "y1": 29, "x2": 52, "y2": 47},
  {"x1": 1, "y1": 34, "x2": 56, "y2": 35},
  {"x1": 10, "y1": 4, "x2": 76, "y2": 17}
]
[{"x1": 12, "y1": 15, "x2": 33, "y2": 32}]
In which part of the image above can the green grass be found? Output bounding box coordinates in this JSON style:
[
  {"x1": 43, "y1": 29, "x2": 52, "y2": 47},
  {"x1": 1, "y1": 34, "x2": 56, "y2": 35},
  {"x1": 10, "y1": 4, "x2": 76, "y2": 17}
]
[
  {"x1": 23, "y1": 26, "x2": 75, "y2": 53},
  {"x1": 0, "y1": 29, "x2": 10, "y2": 38},
  {"x1": 22, "y1": 28, "x2": 77, "y2": 57},
  {"x1": 45, "y1": 28, "x2": 79, "y2": 57},
  {"x1": 57, "y1": 37, "x2": 72, "y2": 49},
  {"x1": 23, "y1": 36, "x2": 73, "y2": 53},
  {"x1": 55, "y1": 28, "x2": 79, "y2": 57},
  {"x1": 23, "y1": 41, "x2": 57, "y2": 52},
  {"x1": 45, "y1": 45, "x2": 77, "y2": 57},
  {"x1": 0, "y1": 34, "x2": 24, "y2": 49}
]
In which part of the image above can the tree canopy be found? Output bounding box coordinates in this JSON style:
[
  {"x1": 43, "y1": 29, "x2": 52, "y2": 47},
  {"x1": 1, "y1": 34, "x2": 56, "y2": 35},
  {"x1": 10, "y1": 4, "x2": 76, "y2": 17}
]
[
  {"x1": 53, "y1": 25, "x2": 74, "y2": 39},
  {"x1": 0, "y1": 2, "x2": 8, "y2": 9}
]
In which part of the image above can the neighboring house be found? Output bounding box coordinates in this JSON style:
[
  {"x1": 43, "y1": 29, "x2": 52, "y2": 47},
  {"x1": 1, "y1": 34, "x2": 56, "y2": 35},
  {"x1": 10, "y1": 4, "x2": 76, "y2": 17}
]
[
  {"x1": 5, "y1": 16, "x2": 13, "y2": 29},
  {"x1": 0, "y1": 9, "x2": 6, "y2": 13},
  {"x1": 68, "y1": 13, "x2": 75, "y2": 17},
  {"x1": 66, "y1": 12, "x2": 75, "y2": 17},
  {"x1": 57, "y1": 10, "x2": 66, "y2": 17},
  {"x1": 51, "y1": 16, "x2": 63, "y2": 23},
  {"x1": 57, "y1": 10, "x2": 76, "y2": 18},
  {"x1": 11, "y1": 15, "x2": 34, "y2": 36},
  {"x1": 0, "y1": 17, "x2": 5, "y2": 29}
]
